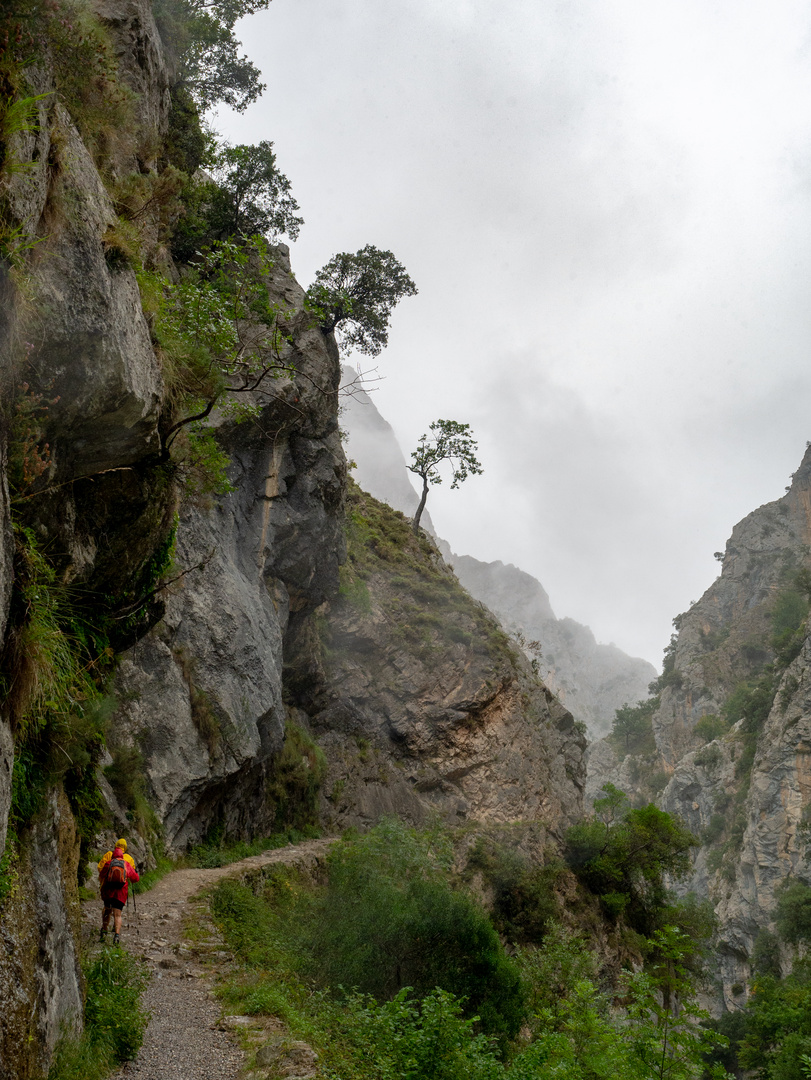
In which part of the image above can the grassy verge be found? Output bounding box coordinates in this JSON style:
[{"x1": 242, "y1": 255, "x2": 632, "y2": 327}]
[
  {"x1": 47, "y1": 948, "x2": 149, "y2": 1080},
  {"x1": 205, "y1": 820, "x2": 729, "y2": 1080}
]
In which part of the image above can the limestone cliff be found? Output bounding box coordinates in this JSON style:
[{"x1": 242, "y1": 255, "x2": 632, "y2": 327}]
[
  {"x1": 285, "y1": 482, "x2": 586, "y2": 836},
  {"x1": 589, "y1": 445, "x2": 811, "y2": 1009},
  {"x1": 107, "y1": 246, "x2": 345, "y2": 852},
  {"x1": 0, "y1": 3, "x2": 588, "y2": 1072}
]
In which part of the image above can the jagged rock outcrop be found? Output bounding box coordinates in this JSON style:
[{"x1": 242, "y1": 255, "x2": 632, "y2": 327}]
[
  {"x1": 653, "y1": 445, "x2": 811, "y2": 766},
  {"x1": 340, "y1": 372, "x2": 654, "y2": 738},
  {"x1": 587, "y1": 445, "x2": 811, "y2": 1009},
  {"x1": 109, "y1": 246, "x2": 345, "y2": 850},
  {"x1": 660, "y1": 633, "x2": 811, "y2": 1008},
  {"x1": 285, "y1": 485, "x2": 586, "y2": 836}
]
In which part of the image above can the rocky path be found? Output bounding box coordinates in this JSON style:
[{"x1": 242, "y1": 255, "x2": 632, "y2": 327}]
[{"x1": 82, "y1": 839, "x2": 333, "y2": 1080}]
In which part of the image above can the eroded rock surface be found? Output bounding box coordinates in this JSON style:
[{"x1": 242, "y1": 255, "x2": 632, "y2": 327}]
[
  {"x1": 0, "y1": 791, "x2": 83, "y2": 1080},
  {"x1": 286, "y1": 486, "x2": 586, "y2": 835}
]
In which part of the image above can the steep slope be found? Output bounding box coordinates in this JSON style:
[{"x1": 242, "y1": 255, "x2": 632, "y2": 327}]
[
  {"x1": 284, "y1": 482, "x2": 586, "y2": 835},
  {"x1": 340, "y1": 372, "x2": 655, "y2": 738},
  {"x1": 449, "y1": 554, "x2": 655, "y2": 739}
]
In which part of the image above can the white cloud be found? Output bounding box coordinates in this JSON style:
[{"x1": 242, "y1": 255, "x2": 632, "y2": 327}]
[{"x1": 215, "y1": 0, "x2": 811, "y2": 665}]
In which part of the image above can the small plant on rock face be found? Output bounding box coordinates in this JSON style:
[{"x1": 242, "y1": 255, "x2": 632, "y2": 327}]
[{"x1": 7, "y1": 377, "x2": 59, "y2": 496}]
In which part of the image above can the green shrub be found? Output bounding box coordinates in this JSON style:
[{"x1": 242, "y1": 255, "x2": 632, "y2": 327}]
[
  {"x1": 564, "y1": 784, "x2": 697, "y2": 935},
  {"x1": 48, "y1": 948, "x2": 149, "y2": 1079},
  {"x1": 752, "y1": 928, "x2": 782, "y2": 978},
  {"x1": 307, "y1": 820, "x2": 525, "y2": 1042},
  {"x1": 467, "y1": 838, "x2": 562, "y2": 944},
  {"x1": 693, "y1": 713, "x2": 729, "y2": 743},
  {"x1": 775, "y1": 879, "x2": 811, "y2": 946},
  {"x1": 609, "y1": 697, "x2": 658, "y2": 756},
  {"x1": 694, "y1": 744, "x2": 722, "y2": 771},
  {"x1": 265, "y1": 721, "x2": 327, "y2": 831},
  {"x1": 330, "y1": 987, "x2": 504, "y2": 1080}
]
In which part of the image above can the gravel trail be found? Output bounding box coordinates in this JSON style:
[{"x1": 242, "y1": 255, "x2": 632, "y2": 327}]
[{"x1": 82, "y1": 839, "x2": 334, "y2": 1080}]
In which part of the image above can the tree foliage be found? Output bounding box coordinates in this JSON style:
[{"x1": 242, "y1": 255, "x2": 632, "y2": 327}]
[
  {"x1": 155, "y1": 0, "x2": 269, "y2": 113},
  {"x1": 610, "y1": 696, "x2": 659, "y2": 754},
  {"x1": 565, "y1": 784, "x2": 698, "y2": 934},
  {"x1": 775, "y1": 879, "x2": 811, "y2": 946},
  {"x1": 137, "y1": 237, "x2": 293, "y2": 491},
  {"x1": 305, "y1": 245, "x2": 417, "y2": 356},
  {"x1": 172, "y1": 141, "x2": 303, "y2": 259},
  {"x1": 407, "y1": 419, "x2": 483, "y2": 533},
  {"x1": 306, "y1": 819, "x2": 525, "y2": 1043}
]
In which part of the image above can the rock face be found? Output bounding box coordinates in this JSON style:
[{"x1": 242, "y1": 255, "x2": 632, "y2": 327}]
[
  {"x1": 109, "y1": 247, "x2": 345, "y2": 851},
  {"x1": 286, "y1": 485, "x2": 586, "y2": 837},
  {"x1": 654, "y1": 446, "x2": 811, "y2": 767},
  {"x1": 658, "y1": 633, "x2": 811, "y2": 1009},
  {"x1": 340, "y1": 372, "x2": 654, "y2": 739},
  {"x1": 0, "y1": 447, "x2": 12, "y2": 861},
  {"x1": 588, "y1": 445, "x2": 811, "y2": 1010},
  {"x1": 448, "y1": 554, "x2": 656, "y2": 740},
  {"x1": 0, "y1": 791, "x2": 84, "y2": 1080}
]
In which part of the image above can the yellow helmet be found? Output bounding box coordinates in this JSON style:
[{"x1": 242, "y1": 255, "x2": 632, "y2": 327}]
[{"x1": 116, "y1": 838, "x2": 127, "y2": 852}]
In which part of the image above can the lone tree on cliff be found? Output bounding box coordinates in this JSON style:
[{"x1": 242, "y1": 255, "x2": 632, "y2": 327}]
[
  {"x1": 305, "y1": 246, "x2": 417, "y2": 356},
  {"x1": 408, "y1": 420, "x2": 483, "y2": 534}
]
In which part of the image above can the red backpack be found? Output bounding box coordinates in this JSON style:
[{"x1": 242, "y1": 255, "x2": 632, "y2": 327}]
[{"x1": 103, "y1": 857, "x2": 127, "y2": 890}]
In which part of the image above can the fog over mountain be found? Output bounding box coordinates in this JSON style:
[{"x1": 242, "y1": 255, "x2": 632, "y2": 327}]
[
  {"x1": 341, "y1": 372, "x2": 655, "y2": 738},
  {"x1": 220, "y1": 0, "x2": 811, "y2": 668}
]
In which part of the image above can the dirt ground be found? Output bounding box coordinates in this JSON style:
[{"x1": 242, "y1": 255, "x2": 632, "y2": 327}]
[{"x1": 82, "y1": 839, "x2": 333, "y2": 1080}]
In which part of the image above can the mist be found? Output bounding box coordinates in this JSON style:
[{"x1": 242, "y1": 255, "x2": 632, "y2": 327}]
[{"x1": 216, "y1": 0, "x2": 811, "y2": 667}]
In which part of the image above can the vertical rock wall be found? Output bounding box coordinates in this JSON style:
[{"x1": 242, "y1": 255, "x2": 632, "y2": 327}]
[
  {"x1": 107, "y1": 247, "x2": 345, "y2": 851},
  {"x1": 0, "y1": 791, "x2": 84, "y2": 1080}
]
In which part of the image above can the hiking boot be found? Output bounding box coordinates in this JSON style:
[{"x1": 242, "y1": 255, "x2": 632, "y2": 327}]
[
  {"x1": 99, "y1": 929, "x2": 107, "y2": 943},
  {"x1": 112, "y1": 932, "x2": 120, "y2": 945}
]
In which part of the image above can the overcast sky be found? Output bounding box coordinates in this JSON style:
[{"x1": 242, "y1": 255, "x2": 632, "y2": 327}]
[{"x1": 218, "y1": 0, "x2": 811, "y2": 668}]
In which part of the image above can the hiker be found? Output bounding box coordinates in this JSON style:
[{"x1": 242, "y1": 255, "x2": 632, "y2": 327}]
[{"x1": 98, "y1": 838, "x2": 140, "y2": 944}]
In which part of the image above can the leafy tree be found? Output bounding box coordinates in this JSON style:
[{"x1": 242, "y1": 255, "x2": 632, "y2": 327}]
[
  {"x1": 407, "y1": 420, "x2": 483, "y2": 533},
  {"x1": 623, "y1": 926, "x2": 730, "y2": 1080},
  {"x1": 172, "y1": 142, "x2": 303, "y2": 259},
  {"x1": 155, "y1": 0, "x2": 269, "y2": 113},
  {"x1": 611, "y1": 696, "x2": 659, "y2": 754},
  {"x1": 209, "y1": 142, "x2": 302, "y2": 240},
  {"x1": 305, "y1": 245, "x2": 417, "y2": 356},
  {"x1": 565, "y1": 784, "x2": 698, "y2": 934},
  {"x1": 511, "y1": 923, "x2": 728, "y2": 1080},
  {"x1": 738, "y1": 965, "x2": 811, "y2": 1080}
]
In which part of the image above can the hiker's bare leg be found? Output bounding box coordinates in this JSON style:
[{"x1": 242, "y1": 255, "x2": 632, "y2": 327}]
[
  {"x1": 102, "y1": 906, "x2": 112, "y2": 931},
  {"x1": 113, "y1": 910, "x2": 122, "y2": 934}
]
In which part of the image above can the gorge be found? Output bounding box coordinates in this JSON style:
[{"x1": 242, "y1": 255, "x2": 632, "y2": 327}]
[{"x1": 1, "y1": 2, "x2": 810, "y2": 1078}]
